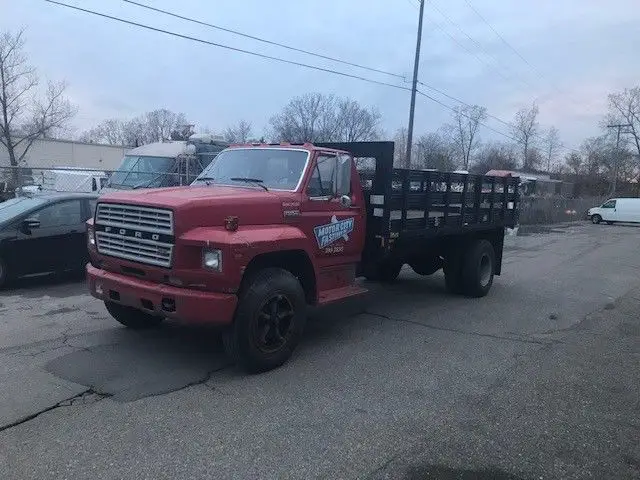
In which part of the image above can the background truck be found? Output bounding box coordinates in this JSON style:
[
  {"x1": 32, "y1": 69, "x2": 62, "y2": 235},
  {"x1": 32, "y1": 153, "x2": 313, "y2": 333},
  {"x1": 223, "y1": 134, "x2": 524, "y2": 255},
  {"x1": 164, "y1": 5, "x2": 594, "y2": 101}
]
[
  {"x1": 86, "y1": 141, "x2": 520, "y2": 372},
  {"x1": 102, "y1": 133, "x2": 229, "y2": 192}
]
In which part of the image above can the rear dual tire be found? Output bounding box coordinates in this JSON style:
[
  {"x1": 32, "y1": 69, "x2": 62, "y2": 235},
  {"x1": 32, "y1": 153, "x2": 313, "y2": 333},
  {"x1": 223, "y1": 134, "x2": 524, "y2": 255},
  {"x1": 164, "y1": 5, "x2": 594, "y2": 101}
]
[{"x1": 444, "y1": 239, "x2": 495, "y2": 298}]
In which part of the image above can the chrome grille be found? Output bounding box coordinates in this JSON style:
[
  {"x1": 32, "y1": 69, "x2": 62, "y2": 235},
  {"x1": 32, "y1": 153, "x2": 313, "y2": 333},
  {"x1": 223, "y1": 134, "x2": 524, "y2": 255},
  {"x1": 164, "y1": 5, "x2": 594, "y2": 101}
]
[
  {"x1": 95, "y1": 203, "x2": 174, "y2": 267},
  {"x1": 96, "y1": 203, "x2": 173, "y2": 234}
]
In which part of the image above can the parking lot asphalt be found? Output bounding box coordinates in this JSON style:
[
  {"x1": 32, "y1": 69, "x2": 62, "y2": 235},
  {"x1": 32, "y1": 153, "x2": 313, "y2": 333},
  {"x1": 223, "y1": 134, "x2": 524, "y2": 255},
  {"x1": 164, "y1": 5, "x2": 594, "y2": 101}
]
[{"x1": 0, "y1": 222, "x2": 639, "y2": 479}]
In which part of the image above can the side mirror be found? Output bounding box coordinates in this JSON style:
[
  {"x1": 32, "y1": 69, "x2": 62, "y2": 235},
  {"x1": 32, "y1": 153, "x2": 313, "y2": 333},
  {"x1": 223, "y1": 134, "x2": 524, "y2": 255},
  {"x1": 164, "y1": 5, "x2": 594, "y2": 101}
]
[
  {"x1": 21, "y1": 218, "x2": 40, "y2": 234},
  {"x1": 340, "y1": 195, "x2": 352, "y2": 208}
]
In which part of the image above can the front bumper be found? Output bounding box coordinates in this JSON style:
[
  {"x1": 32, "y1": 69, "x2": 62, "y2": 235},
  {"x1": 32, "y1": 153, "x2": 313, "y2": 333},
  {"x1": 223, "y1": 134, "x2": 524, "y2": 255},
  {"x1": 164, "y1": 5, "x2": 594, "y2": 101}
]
[{"x1": 87, "y1": 264, "x2": 237, "y2": 324}]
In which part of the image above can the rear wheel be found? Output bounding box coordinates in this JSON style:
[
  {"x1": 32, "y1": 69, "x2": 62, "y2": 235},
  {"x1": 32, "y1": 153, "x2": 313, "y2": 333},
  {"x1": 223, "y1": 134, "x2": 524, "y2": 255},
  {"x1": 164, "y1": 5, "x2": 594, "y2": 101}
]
[
  {"x1": 461, "y1": 240, "x2": 495, "y2": 298},
  {"x1": 223, "y1": 268, "x2": 307, "y2": 373},
  {"x1": 104, "y1": 301, "x2": 164, "y2": 329},
  {"x1": 591, "y1": 214, "x2": 602, "y2": 224}
]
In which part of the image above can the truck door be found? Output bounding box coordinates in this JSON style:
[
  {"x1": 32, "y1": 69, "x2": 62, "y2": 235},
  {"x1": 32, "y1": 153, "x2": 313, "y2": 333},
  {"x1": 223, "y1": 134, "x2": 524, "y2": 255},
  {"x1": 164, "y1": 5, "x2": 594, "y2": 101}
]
[{"x1": 300, "y1": 152, "x2": 365, "y2": 288}]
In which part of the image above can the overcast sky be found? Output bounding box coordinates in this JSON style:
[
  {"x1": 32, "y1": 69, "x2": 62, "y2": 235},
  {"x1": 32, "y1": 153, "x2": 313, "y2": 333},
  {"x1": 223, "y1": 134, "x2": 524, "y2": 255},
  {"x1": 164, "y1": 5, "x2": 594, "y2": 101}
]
[{"x1": 2, "y1": 0, "x2": 640, "y2": 149}]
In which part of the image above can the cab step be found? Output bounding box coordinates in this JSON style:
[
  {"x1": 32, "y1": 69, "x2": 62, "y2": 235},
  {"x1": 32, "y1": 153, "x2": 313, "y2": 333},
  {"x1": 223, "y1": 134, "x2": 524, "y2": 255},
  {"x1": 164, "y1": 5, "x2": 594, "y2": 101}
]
[{"x1": 317, "y1": 284, "x2": 367, "y2": 306}]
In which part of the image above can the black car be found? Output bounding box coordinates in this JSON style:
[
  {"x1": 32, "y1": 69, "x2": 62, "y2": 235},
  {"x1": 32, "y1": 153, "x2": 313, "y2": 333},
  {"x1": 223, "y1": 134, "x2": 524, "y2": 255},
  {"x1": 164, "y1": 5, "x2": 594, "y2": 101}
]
[{"x1": 0, "y1": 192, "x2": 98, "y2": 287}]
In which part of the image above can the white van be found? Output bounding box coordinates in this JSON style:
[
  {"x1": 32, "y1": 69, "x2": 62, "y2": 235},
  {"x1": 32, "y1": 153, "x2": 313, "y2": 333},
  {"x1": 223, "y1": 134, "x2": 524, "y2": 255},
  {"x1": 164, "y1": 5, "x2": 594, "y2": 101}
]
[
  {"x1": 588, "y1": 198, "x2": 640, "y2": 224},
  {"x1": 40, "y1": 169, "x2": 108, "y2": 194}
]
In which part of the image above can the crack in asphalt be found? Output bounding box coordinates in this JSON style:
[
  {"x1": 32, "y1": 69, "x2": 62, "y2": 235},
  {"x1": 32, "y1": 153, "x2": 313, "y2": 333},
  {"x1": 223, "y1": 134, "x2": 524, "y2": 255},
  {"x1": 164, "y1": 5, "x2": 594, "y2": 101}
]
[
  {"x1": 363, "y1": 311, "x2": 558, "y2": 346},
  {"x1": 126, "y1": 363, "x2": 232, "y2": 402},
  {"x1": 0, "y1": 388, "x2": 110, "y2": 433}
]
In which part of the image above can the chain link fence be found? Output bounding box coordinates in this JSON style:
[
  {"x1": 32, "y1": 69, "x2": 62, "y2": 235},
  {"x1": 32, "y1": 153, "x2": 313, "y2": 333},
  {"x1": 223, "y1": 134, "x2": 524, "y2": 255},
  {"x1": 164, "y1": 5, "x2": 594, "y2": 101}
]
[
  {"x1": 518, "y1": 196, "x2": 605, "y2": 225},
  {"x1": 0, "y1": 165, "x2": 202, "y2": 199}
]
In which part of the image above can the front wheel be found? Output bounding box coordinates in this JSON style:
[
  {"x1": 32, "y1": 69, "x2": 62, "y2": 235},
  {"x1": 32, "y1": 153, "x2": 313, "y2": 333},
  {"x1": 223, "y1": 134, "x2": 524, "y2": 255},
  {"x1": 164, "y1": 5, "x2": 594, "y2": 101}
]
[
  {"x1": 591, "y1": 214, "x2": 602, "y2": 224},
  {"x1": 223, "y1": 268, "x2": 307, "y2": 373},
  {"x1": 104, "y1": 301, "x2": 164, "y2": 329}
]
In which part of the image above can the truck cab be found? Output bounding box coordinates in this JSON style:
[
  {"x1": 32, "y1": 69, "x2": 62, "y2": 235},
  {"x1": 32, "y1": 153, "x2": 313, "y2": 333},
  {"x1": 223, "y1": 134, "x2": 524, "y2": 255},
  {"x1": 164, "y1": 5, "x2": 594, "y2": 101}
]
[
  {"x1": 87, "y1": 142, "x2": 519, "y2": 372},
  {"x1": 103, "y1": 134, "x2": 229, "y2": 192}
]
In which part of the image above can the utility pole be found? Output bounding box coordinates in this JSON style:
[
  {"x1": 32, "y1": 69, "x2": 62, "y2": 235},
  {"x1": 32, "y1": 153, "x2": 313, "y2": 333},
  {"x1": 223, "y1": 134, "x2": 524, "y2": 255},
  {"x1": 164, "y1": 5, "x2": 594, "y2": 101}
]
[
  {"x1": 405, "y1": 0, "x2": 425, "y2": 168},
  {"x1": 607, "y1": 123, "x2": 632, "y2": 195}
]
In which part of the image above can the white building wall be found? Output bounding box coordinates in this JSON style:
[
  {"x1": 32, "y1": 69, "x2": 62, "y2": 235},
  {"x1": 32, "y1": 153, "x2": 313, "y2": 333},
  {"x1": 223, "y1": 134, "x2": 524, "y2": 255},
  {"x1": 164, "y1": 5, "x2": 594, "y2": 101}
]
[{"x1": 0, "y1": 138, "x2": 129, "y2": 171}]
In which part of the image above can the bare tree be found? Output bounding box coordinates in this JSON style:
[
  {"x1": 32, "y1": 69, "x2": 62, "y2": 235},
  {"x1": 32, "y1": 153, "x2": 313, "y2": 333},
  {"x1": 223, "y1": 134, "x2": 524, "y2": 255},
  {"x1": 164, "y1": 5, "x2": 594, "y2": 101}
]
[
  {"x1": 269, "y1": 93, "x2": 380, "y2": 143},
  {"x1": 79, "y1": 109, "x2": 189, "y2": 146},
  {"x1": 607, "y1": 87, "x2": 640, "y2": 186},
  {"x1": 393, "y1": 127, "x2": 409, "y2": 168},
  {"x1": 0, "y1": 30, "x2": 75, "y2": 170},
  {"x1": 511, "y1": 102, "x2": 540, "y2": 170},
  {"x1": 78, "y1": 119, "x2": 126, "y2": 145},
  {"x1": 543, "y1": 126, "x2": 562, "y2": 172},
  {"x1": 414, "y1": 131, "x2": 456, "y2": 171},
  {"x1": 335, "y1": 98, "x2": 380, "y2": 142},
  {"x1": 224, "y1": 120, "x2": 253, "y2": 143},
  {"x1": 145, "y1": 109, "x2": 187, "y2": 142},
  {"x1": 564, "y1": 152, "x2": 583, "y2": 175},
  {"x1": 445, "y1": 105, "x2": 487, "y2": 170},
  {"x1": 471, "y1": 141, "x2": 518, "y2": 174}
]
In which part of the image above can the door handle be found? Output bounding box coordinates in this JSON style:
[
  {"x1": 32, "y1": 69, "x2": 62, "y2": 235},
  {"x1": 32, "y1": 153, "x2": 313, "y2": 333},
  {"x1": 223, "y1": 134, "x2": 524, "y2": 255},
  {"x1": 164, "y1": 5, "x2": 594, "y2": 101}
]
[{"x1": 68, "y1": 229, "x2": 79, "y2": 233}]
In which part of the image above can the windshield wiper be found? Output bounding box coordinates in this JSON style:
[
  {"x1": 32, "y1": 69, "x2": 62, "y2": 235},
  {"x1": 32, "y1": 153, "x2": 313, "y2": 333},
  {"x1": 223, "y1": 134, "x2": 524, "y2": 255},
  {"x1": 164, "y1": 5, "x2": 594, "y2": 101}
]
[
  {"x1": 230, "y1": 177, "x2": 268, "y2": 191},
  {"x1": 195, "y1": 176, "x2": 215, "y2": 185}
]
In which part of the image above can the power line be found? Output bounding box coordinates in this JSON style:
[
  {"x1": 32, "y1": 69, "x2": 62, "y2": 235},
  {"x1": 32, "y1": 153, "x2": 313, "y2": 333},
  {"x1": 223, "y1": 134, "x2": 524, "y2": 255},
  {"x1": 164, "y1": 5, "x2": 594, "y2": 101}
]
[
  {"x1": 416, "y1": 89, "x2": 522, "y2": 144},
  {"x1": 422, "y1": 14, "x2": 517, "y2": 87},
  {"x1": 417, "y1": 80, "x2": 580, "y2": 154},
  {"x1": 45, "y1": 0, "x2": 577, "y2": 154},
  {"x1": 122, "y1": 0, "x2": 405, "y2": 81},
  {"x1": 427, "y1": 2, "x2": 536, "y2": 91},
  {"x1": 462, "y1": 0, "x2": 535, "y2": 69},
  {"x1": 44, "y1": 0, "x2": 411, "y2": 92}
]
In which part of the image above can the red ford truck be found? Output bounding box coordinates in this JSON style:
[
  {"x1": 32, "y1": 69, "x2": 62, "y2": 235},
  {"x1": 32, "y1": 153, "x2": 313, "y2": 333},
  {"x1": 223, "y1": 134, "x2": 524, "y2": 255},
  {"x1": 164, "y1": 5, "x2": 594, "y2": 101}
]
[{"x1": 86, "y1": 141, "x2": 519, "y2": 372}]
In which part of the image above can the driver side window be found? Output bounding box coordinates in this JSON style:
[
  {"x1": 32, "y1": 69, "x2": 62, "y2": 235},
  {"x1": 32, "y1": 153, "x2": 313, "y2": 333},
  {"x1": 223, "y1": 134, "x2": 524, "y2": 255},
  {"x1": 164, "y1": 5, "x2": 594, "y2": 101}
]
[
  {"x1": 30, "y1": 200, "x2": 82, "y2": 228},
  {"x1": 307, "y1": 155, "x2": 336, "y2": 198},
  {"x1": 602, "y1": 200, "x2": 616, "y2": 209}
]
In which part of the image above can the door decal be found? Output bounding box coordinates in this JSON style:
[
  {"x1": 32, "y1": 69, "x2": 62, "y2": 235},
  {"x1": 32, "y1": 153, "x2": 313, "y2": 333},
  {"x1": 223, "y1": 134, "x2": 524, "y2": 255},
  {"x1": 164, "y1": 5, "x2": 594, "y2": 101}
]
[{"x1": 314, "y1": 215, "x2": 354, "y2": 249}]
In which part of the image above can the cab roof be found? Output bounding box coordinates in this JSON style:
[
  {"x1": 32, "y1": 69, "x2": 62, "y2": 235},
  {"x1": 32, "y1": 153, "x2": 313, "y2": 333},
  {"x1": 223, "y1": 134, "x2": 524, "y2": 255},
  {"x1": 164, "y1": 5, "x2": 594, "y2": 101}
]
[{"x1": 226, "y1": 142, "x2": 350, "y2": 155}]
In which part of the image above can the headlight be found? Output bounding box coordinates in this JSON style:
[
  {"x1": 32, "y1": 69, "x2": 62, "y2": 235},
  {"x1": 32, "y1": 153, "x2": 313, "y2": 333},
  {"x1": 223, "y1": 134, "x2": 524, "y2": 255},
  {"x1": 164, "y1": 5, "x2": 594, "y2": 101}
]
[
  {"x1": 203, "y1": 249, "x2": 222, "y2": 271},
  {"x1": 88, "y1": 227, "x2": 95, "y2": 247}
]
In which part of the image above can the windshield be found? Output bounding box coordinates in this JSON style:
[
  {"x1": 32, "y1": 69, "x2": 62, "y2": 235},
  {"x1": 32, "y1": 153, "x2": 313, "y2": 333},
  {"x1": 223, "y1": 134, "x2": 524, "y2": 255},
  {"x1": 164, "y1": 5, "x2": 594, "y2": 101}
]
[
  {"x1": 193, "y1": 148, "x2": 309, "y2": 190},
  {"x1": 0, "y1": 196, "x2": 48, "y2": 224},
  {"x1": 108, "y1": 155, "x2": 177, "y2": 189}
]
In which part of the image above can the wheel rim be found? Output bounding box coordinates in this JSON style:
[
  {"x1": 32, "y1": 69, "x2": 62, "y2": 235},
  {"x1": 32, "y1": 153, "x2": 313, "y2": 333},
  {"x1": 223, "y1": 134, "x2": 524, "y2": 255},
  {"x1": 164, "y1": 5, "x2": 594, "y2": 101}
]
[
  {"x1": 479, "y1": 254, "x2": 492, "y2": 287},
  {"x1": 592, "y1": 215, "x2": 600, "y2": 224},
  {"x1": 252, "y1": 294, "x2": 295, "y2": 354}
]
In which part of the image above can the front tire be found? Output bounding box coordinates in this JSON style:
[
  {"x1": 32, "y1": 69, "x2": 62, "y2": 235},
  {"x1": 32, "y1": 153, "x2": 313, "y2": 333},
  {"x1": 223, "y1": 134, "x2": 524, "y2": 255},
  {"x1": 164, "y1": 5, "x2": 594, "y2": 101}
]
[
  {"x1": 591, "y1": 214, "x2": 602, "y2": 224},
  {"x1": 461, "y1": 240, "x2": 495, "y2": 298},
  {"x1": 223, "y1": 268, "x2": 307, "y2": 373},
  {"x1": 104, "y1": 301, "x2": 164, "y2": 329}
]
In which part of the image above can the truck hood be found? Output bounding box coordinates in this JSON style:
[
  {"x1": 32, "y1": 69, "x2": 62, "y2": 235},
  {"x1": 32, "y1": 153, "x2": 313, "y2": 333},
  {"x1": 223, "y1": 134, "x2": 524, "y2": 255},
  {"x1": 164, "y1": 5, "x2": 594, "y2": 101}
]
[{"x1": 97, "y1": 186, "x2": 297, "y2": 233}]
